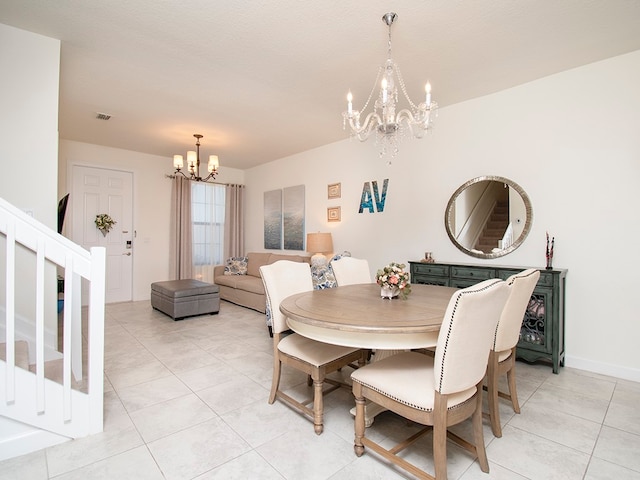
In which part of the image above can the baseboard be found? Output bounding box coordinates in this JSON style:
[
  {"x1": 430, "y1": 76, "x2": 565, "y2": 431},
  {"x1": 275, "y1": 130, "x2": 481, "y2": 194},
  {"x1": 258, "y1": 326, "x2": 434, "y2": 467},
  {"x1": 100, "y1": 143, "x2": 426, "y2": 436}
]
[
  {"x1": 0, "y1": 416, "x2": 70, "y2": 462},
  {"x1": 565, "y1": 354, "x2": 640, "y2": 383}
]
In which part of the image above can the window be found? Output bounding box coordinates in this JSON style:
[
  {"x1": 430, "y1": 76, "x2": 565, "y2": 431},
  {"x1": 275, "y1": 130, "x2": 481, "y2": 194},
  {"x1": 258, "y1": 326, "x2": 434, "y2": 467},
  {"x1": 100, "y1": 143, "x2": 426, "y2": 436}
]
[{"x1": 191, "y1": 183, "x2": 225, "y2": 267}]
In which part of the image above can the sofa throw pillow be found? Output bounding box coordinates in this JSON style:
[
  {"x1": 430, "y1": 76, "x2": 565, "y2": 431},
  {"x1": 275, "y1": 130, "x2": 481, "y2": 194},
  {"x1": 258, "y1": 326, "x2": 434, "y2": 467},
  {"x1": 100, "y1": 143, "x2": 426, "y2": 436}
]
[
  {"x1": 224, "y1": 256, "x2": 248, "y2": 275},
  {"x1": 311, "y1": 264, "x2": 337, "y2": 290}
]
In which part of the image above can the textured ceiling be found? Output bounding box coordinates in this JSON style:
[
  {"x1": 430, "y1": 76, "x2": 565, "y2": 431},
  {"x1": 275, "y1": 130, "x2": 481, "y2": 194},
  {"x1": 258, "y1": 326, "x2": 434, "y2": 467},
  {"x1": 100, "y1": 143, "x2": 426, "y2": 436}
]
[{"x1": 1, "y1": 1, "x2": 640, "y2": 169}]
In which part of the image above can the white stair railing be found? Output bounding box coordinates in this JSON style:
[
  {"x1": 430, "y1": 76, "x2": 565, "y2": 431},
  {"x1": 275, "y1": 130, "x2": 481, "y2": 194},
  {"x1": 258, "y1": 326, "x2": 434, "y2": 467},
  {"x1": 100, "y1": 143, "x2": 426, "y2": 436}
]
[{"x1": 0, "y1": 196, "x2": 106, "y2": 438}]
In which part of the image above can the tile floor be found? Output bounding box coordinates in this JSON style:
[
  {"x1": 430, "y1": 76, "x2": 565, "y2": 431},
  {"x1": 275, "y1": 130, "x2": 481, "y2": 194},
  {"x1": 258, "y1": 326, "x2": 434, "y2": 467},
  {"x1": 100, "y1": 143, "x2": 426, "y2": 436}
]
[{"x1": 1, "y1": 300, "x2": 640, "y2": 479}]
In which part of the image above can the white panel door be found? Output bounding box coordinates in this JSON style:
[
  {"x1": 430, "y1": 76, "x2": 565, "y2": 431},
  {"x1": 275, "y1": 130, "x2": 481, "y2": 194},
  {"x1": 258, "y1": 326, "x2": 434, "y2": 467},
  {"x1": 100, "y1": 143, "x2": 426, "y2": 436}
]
[{"x1": 71, "y1": 166, "x2": 133, "y2": 304}]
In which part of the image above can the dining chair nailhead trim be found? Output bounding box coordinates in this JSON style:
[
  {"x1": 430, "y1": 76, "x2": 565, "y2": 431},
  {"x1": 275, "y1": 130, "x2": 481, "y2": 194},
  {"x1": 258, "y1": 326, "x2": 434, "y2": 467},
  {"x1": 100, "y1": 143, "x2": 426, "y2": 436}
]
[{"x1": 438, "y1": 279, "x2": 503, "y2": 392}]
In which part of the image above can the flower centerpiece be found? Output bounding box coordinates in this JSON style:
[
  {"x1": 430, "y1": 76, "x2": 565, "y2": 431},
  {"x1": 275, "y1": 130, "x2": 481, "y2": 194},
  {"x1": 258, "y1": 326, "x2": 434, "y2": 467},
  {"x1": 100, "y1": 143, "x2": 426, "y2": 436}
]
[
  {"x1": 375, "y1": 262, "x2": 411, "y2": 299},
  {"x1": 95, "y1": 213, "x2": 116, "y2": 236}
]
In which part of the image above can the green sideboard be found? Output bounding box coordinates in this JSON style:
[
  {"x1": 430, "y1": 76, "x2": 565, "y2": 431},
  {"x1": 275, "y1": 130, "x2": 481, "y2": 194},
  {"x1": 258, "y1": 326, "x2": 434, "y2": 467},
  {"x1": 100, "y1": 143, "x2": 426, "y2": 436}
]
[{"x1": 409, "y1": 261, "x2": 567, "y2": 373}]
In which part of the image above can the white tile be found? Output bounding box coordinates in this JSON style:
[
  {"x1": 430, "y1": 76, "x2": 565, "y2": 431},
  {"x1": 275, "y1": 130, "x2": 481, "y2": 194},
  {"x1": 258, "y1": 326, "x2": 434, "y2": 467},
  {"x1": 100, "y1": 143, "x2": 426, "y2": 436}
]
[
  {"x1": 193, "y1": 450, "x2": 284, "y2": 479},
  {"x1": 0, "y1": 450, "x2": 48, "y2": 480},
  {"x1": 147, "y1": 417, "x2": 250, "y2": 480},
  {"x1": 196, "y1": 376, "x2": 269, "y2": 415},
  {"x1": 256, "y1": 429, "x2": 356, "y2": 480},
  {"x1": 584, "y1": 457, "x2": 640, "y2": 480},
  {"x1": 51, "y1": 445, "x2": 164, "y2": 480},
  {"x1": 45, "y1": 424, "x2": 144, "y2": 477},
  {"x1": 486, "y1": 425, "x2": 589, "y2": 479},
  {"x1": 525, "y1": 383, "x2": 610, "y2": 423},
  {"x1": 221, "y1": 397, "x2": 310, "y2": 448},
  {"x1": 129, "y1": 393, "x2": 216, "y2": 443},
  {"x1": 593, "y1": 425, "x2": 640, "y2": 472},
  {"x1": 174, "y1": 362, "x2": 239, "y2": 392},
  {"x1": 117, "y1": 374, "x2": 191, "y2": 412},
  {"x1": 507, "y1": 400, "x2": 601, "y2": 453}
]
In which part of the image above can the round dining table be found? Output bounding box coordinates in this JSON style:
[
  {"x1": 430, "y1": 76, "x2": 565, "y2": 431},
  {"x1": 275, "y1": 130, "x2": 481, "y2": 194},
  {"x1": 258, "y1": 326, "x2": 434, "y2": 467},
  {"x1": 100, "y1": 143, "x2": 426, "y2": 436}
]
[
  {"x1": 280, "y1": 283, "x2": 460, "y2": 425},
  {"x1": 280, "y1": 283, "x2": 460, "y2": 350}
]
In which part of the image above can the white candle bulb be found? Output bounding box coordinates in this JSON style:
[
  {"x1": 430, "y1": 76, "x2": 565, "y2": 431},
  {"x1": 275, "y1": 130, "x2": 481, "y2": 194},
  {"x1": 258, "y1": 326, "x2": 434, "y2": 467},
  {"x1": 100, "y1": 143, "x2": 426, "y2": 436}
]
[
  {"x1": 347, "y1": 91, "x2": 353, "y2": 114},
  {"x1": 425, "y1": 82, "x2": 432, "y2": 107},
  {"x1": 382, "y1": 78, "x2": 388, "y2": 103},
  {"x1": 187, "y1": 150, "x2": 197, "y2": 168},
  {"x1": 208, "y1": 155, "x2": 219, "y2": 173}
]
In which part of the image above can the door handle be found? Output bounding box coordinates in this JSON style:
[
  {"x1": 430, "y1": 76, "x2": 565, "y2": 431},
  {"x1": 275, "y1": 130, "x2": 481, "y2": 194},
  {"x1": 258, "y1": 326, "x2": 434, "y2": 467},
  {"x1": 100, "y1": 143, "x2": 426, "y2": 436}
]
[{"x1": 123, "y1": 252, "x2": 131, "y2": 256}]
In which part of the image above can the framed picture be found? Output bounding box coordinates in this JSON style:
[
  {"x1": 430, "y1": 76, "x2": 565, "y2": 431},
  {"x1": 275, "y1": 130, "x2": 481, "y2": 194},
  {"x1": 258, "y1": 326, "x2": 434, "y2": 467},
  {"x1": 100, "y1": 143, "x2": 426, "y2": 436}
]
[
  {"x1": 327, "y1": 182, "x2": 341, "y2": 199},
  {"x1": 327, "y1": 206, "x2": 341, "y2": 222}
]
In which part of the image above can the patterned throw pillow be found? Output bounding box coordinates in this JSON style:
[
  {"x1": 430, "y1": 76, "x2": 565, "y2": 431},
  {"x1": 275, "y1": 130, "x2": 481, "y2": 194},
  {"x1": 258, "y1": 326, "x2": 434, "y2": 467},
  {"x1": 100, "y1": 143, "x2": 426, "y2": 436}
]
[
  {"x1": 311, "y1": 264, "x2": 337, "y2": 290},
  {"x1": 311, "y1": 251, "x2": 351, "y2": 290},
  {"x1": 224, "y1": 256, "x2": 248, "y2": 275}
]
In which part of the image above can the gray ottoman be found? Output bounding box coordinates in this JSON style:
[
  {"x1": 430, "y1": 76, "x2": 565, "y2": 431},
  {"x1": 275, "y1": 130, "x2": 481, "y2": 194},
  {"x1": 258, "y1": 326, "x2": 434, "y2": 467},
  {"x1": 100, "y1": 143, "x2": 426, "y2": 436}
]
[{"x1": 151, "y1": 279, "x2": 220, "y2": 320}]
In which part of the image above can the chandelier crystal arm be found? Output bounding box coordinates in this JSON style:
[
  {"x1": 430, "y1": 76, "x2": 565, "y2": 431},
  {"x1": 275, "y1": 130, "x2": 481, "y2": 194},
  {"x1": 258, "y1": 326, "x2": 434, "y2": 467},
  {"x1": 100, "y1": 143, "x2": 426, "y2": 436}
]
[{"x1": 341, "y1": 12, "x2": 438, "y2": 159}]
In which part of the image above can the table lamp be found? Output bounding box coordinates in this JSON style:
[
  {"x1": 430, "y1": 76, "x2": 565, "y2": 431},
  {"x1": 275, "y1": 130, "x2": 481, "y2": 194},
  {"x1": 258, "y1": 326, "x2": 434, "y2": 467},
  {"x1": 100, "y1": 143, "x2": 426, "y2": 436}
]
[{"x1": 306, "y1": 232, "x2": 333, "y2": 267}]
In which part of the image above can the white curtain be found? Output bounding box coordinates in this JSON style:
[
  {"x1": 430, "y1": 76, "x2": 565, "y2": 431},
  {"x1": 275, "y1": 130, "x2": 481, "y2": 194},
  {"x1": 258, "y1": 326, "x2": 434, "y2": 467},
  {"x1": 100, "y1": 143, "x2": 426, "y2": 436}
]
[
  {"x1": 169, "y1": 177, "x2": 193, "y2": 280},
  {"x1": 224, "y1": 184, "x2": 245, "y2": 259}
]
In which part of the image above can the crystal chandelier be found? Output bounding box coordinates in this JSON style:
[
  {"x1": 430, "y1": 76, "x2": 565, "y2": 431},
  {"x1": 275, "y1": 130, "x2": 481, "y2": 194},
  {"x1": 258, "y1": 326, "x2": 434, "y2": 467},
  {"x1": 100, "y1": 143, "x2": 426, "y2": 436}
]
[
  {"x1": 170, "y1": 133, "x2": 219, "y2": 182},
  {"x1": 342, "y1": 13, "x2": 438, "y2": 160}
]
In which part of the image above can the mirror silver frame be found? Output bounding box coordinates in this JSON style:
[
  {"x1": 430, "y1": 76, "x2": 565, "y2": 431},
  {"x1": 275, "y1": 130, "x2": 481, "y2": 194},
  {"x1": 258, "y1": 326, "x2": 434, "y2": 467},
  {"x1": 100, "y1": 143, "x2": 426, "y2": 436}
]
[{"x1": 445, "y1": 176, "x2": 533, "y2": 259}]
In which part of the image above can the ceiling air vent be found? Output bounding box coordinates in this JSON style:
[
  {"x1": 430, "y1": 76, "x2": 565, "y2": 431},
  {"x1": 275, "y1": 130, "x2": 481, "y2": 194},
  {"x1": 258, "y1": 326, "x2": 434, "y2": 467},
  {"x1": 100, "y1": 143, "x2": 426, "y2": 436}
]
[{"x1": 96, "y1": 112, "x2": 111, "y2": 120}]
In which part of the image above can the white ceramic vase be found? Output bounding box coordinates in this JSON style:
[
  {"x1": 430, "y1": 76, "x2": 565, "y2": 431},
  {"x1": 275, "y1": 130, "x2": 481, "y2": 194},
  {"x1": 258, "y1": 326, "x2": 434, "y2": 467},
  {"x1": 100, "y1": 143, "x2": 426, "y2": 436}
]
[{"x1": 380, "y1": 285, "x2": 399, "y2": 299}]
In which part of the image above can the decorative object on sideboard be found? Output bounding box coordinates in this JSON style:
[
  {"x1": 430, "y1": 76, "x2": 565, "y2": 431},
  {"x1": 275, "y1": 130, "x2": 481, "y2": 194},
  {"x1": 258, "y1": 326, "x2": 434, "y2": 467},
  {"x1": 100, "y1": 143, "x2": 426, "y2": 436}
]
[
  {"x1": 328, "y1": 182, "x2": 341, "y2": 199},
  {"x1": 342, "y1": 12, "x2": 438, "y2": 161},
  {"x1": 375, "y1": 262, "x2": 411, "y2": 299},
  {"x1": 421, "y1": 252, "x2": 435, "y2": 263},
  {"x1": 168, "y1": 133, "x2": 219, "y2": 183},
  {"x1": 445, "y1": 176, "x2": 533, "y2": 260},
  {"x1": 327, "y1": 206, "x2": 341, "y2": 222},
  {"x1": 95, "y1": 213, "x2": 116, "y2": 236},
  {"x1": 546, "y1": 232, "x2": 555, "y2": 270},
  {"x1": 306, "y1": 232, "x2": 333, "y2": 267}
]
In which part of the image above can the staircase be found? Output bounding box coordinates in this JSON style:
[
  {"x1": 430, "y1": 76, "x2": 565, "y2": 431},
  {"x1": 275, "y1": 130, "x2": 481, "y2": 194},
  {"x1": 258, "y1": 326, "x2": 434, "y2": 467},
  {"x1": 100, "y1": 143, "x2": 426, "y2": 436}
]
[
  {"x1": 0, "y1": 196, "x2": 106, "y2": 461},
  {"x1": 475, "y1": 201, "x2": 509, "y2": 253}
]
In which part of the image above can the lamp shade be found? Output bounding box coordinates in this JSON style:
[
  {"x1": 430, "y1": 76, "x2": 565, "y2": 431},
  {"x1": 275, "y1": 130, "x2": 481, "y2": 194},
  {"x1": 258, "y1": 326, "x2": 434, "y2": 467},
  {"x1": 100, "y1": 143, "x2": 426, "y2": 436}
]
[{"x1": 306, "y1": 232, "x2": 333, "y2": 254}]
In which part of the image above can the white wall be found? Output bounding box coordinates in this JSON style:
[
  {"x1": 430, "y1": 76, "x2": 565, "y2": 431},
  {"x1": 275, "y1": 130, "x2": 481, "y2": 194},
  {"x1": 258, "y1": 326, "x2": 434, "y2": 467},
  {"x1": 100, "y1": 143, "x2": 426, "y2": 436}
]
[
  {"x1": 0, "y1": 24, "x2": 60, "y2": 334},
  {"x1": 245, "y1": 50, "x2": 640, "y2": 381},
  {"x1": 0, "y1": 23, "x2": 59, "y2": 226},
  {"x1": 58, "y1": 140, "x2": 245, "y2": 301}
]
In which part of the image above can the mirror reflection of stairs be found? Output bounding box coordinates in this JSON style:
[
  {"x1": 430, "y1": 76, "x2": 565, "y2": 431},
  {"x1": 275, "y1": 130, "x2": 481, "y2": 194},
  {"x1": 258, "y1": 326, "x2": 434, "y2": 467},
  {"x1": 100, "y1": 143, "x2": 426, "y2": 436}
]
[{"x1": 475, "y1": 200, "x2": 509, "y2": 253}]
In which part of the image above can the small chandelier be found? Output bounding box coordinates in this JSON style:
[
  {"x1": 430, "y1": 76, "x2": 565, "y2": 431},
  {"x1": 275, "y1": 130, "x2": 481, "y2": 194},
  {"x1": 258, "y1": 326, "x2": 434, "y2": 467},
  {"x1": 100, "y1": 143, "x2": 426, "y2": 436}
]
[
  {"x1": 342, "y1": 12, "x2": 438, "y2": 160},
  {"x1": 170, "y1": 133, "x2": 219, "y2": 182}
]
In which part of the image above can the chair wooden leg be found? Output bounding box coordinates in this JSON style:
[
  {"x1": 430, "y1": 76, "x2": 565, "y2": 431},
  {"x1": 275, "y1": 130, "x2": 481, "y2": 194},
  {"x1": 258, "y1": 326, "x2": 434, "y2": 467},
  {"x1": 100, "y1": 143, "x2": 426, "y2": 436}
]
[
  {"x1": 486, "y1": 351, "x2": 502, "y2": 437},
  {"x1": 473, "y1": 384, "x2": 490, "y2": 473},
  {"x1": 353, "y1": 384, "x2": 365, "y2": 457},
  {"x1": 433, "y1": 392, "x2": 448, "y2": 480},
  {"x1": 312, "y1": 370, "x2": 324, "y2": 435},
  {"x1": 506, "y1": 348, "x2": 520, "y2": 413},
  {"x1": 269, "y1": 355, "x2": 281, "y2": 404}
]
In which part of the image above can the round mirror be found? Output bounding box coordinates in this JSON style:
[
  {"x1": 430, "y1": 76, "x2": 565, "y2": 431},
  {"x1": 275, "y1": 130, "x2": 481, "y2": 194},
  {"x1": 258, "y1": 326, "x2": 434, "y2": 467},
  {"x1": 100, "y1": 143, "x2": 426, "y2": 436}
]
[{"x1": 445, "y1": 176, "x2": 532, "y2": 259}]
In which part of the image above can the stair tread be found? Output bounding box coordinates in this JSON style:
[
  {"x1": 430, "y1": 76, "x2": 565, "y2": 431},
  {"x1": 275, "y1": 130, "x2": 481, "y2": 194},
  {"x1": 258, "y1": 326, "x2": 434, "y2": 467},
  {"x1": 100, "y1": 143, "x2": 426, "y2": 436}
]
[{"x1": 0, "y1": 341, "x2": 30, "y2": 369}]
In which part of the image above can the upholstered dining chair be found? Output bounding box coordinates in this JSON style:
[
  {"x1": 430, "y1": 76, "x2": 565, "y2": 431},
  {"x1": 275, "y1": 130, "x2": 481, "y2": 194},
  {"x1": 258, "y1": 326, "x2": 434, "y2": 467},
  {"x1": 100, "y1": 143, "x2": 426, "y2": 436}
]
[
  {"x1": 352, "y1": 278, "x2": 510, "y2": 480},
  {"x1": 331, "y1": 256, "x2": 372, "y2": 286},
  {"x1": 260, "y1": 260, "x2": 366, "y2": 435},
  {"x1": 485, "y1": 268, "x2": 540, "y2": 437}
]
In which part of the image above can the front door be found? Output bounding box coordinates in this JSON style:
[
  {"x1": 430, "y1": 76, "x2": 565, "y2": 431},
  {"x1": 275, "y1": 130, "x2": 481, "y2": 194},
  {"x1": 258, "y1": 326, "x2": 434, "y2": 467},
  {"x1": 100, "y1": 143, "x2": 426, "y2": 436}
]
[{"x1": 71, "y1": 165, "x2": 133, "y2": 304}]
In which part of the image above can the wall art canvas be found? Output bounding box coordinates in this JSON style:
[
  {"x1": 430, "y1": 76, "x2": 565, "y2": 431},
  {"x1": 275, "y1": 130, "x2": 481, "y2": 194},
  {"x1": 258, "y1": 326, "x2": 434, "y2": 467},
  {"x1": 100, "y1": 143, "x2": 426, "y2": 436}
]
[
  {"x1": 283, "y1": 185, "x2": 305, "y2": 250},
  {"x1": 264, "y1": 189, "x2": 282, "y2": 249}
]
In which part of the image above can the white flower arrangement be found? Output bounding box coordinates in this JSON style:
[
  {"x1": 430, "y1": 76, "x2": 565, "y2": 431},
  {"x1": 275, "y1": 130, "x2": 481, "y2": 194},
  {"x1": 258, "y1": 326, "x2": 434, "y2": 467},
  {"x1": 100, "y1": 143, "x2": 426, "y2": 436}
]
[
  {"x1": 375, "y1": 262, "x2": 411, "y2": 299},
  {"x1": 95, "y1": 213, "x2": 116, "y2": 236}
]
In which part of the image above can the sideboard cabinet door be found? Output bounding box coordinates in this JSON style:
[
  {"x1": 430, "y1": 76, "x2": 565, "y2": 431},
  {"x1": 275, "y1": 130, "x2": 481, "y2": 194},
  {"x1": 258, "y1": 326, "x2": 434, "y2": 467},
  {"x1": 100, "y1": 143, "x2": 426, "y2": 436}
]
[{"x1": 410, "y1": 261, "x2": 566, "y2": 373}]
